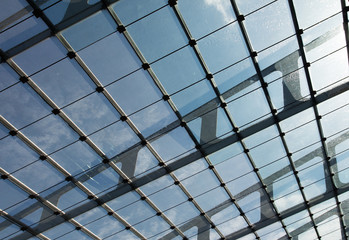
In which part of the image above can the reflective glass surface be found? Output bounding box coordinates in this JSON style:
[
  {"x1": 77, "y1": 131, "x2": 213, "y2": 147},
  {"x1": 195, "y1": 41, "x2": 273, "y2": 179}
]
[{"x1": 0, "y1": 0, "x2": 348, "y2": 239}]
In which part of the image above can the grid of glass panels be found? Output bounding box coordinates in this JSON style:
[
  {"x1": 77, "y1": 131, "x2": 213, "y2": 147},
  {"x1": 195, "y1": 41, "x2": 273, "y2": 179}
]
[{"x1": 1, "y1": 0, "x2": 348, "y2": 239}]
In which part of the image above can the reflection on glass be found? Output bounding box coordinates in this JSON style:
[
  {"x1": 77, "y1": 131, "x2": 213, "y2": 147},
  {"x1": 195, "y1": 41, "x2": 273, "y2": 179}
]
[
  {"x1": 171, "y1": 80, "x2": 216, "y2": 116},
  {"x1": 0, "y1": 63, "x2": 20, "y2": 91},
  {"x1": 55, "y1": 229, "x2": 93, "y2": 240},
  {"x1": 12, "y1": 160, "x2": 64, "y2": 193},
  {"x1": 148, "y1": 184, "x2": 187, "y2": 211},
  {"x1": 199, "y1": 22, "x2": 249, "y2": 73},
  {"x1": 117, "y1": 200, "x2": 155, "y2": 224},
  {"x1": 0, "y1": 136, "x2": 38, "y2": 173},
  {"x1": 0, "y1": 180, "x2": 28, "y2": 210},
  {"x1": 164, "y1": 201, "x2": 200, "y2": 226},
  {"x1": 42, "y1": 222, "x2": 75, "y2": 240},
  {"x1": 127, "y1": 6, "x2": 187, "y2": 63},
  {"x1": 61, "y1": 10, "x2": 116, "y2": 51},
  {"x1": 215, "y1": 153, "x2": 252, "y2": 183},
  {"x1": 151, "y1": 46, "x2": 205, "y2": 95},
  {"x1": 140, "y1": 174, "x2": 173, "y2": 196},
  {"x1": 112, "y1": 0, "x2": 167, "y2": 26},
  {"x1": 309, "y1": 48, "x2": 349, "y2": 91},
  {"x1": 235, "y1": 0, "x2": 274, "y2": 15},
  {"x1": 133, "y1": 215, "x2": 169, "y2": 239},
  {"x1": 0, "y1": 83, "x2": 52, "y2": 129},
  {"x1": 13, "y1": 37, "x2": 67, "y2": 76},
  {"x1": 130, "y1": 100, "x2": 177, "y2": 137},
  {"x1": 273, "y1": 190, "x2": 303, "y2": 213},
  {"x1": 63, "y1": 92, "x2": 120, "y2": 135},
  {"x1": 85, "y1": 215, "x2": 124, "y2": 239},
  {"x1": 0, "y1": 15, "x2": 47, "y2": 51},
  {"x1": 106, "y1": 69, "x2": 162, "y2": 115},
  {"x1": 227, "y1": 88, "x2": 271, "y2": 128},
  {"x1": 0, "y1": 217, "x2": 21, "y2": 239},
  {"x1": 150, "y1": 127, "x2": 195, "y2": 162},
  {"x1": 181, "y1": 169, "x2": 220, "y2": 197},
  {"x1": 321, "y1": 105, "x2": 349, "y2": 137},
  {"x1": 244, "y1": 0, "x2": 294, "y2": 52},
  {"x1": 178, "y1": 0, "x2": 235, "y2": 39},
  {"x1": 31, "y1": 58, "x2": 96, "y2": 107},
  {"x1": 293, "y1": 0, "x2": 341, "y2": 29},
  {"x1": 208, "y1": 141, "x2": 243, "y2": 165},
  {"x1": 89, "y1": 121, "x2": 139, "y2": 158},
  {"x1": 104, "y1": 229, "x2": 138, "y2": 240},
  {"x1": 82, "y1": 167, "x2": 120, "y2": 195},
  {"x1": 195, "y1": 187, "x2": 230, "y2": 212},
  {"x1": 244, "y1": 124, "x2": 279, "y2": 148},
  {"x1": 79, "y1": 33, "x2": 141, "y2": 86}
]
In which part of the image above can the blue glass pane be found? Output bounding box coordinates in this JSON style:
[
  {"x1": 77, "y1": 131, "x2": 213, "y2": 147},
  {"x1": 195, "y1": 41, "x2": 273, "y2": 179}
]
[
  {"x1": 178, "y1": 0, "x2": 236, "y2": 39},
  {"x1": 164, "y1": 201, "x2": 200, "y2": 225},
  {"x1": 0, "y1": 15, "x2": 47, "y2": 51},
  {"x1": 50, "y1": 141, "x2": 101, "y2": 176},
  {"x1": 31, "y1": 58, "x2": 95, "y2": 107},
  {"x1": 106, "y1": 69, "x2": 162, "y2": 115},
  {"x1": 21, "y1": 114, "x2": 79, "y2": 154},
  {"x1": 79, "y1": 33, "x2": 141, "y2": 86},
  {"x1": 61, "y1": 10, "x2": 117, "y2": 51},
  {"x1": 274, "y1": 190, "x2": 304, "y2": 212},
  {"x1": 0, "y1": 180, "x2": 27, "y2": 210},
  {"x1": 134, "y1": 147, "x2": 160, "y2": 177},
  {"x1": 0, "y1": 63, "x2": 19, "y2": 91},
  {"x1": 56, "y1": 230, "x2": 93, "y2": 240},
  {"x1": 181, "y1": 169, "x2": 220, "y2": 197},
  {"x1": 75, "y1": 207, "x2": 107, "y2": 225},
  {"x1": 226, "y1": 172, "x2": 259, "y2": 196},
  {"x1": 198, "y1": 22, "x2": 249, "y2": 73},
  {"x1": 85, "y1": 215, "x2": 124, "y2": 239},
  {"x1": 174, "y1": 158, "x2": 208, "y2": 180},
  {"x1": 235, "y1": 0, "x2": 274, "y2": 15},
  {"x1": 227, "y1": 88, "x2": 271, "y2": 128},
  {"x1": 195, "y1": 187, "x2": 230, "y2": 212},
  {"x1": 208, "y1": 142, "x2": 243, "y2": 165},
  {"x1": 150, "y1": 127, "x2": 195, "y2": 162},
  {"x1": 293, "y1": 0, "x2": 341, "y2": 29},
  {"x1": 104, "y1": 229, "x2": 138, "y2": 240},
  {"x1": 0, "y1": 218, "x2": 21, "y2": 239},
  {"x1": 129, "y1": 101, "x2": 177, "y2": 138},
  {"x1": 112, "y1": 0, "x2": 167, "y2": 26},
  {"x1": 89, "y1": 121, "x2": 139, "y2": 158},
  {"x1": 13, "y1": 37, "x2": 67, "y2": 76},
  {"x1": 148, "y1": 185, "x2": 187, "y2": 211},
  {"x1": 42, "y1": 222, "x2": 75, "y2": 239},
  {"x1": 0, "y1": 0, "x2": 29, "y2": 26},
  {"x1": 152, "y1": 46, "x2": 205, "y2": 95},
  {"x1": 133, "y1": 215, "x2": 169, "y2": 238},
  {"x1": 63, "y1": 92, "x2": 120, "y2": 135},
  {"x1": 117, "y1": 200, "x2": 155, "y2": 225},
  {"x1": 107, "y1": 190, "x2": 139, "y2": 211},
  {"x1": 244, "y1": 0, "x2": 294, "y2": 52},
  {"x1": 127, "y1": 6, "x2": 187, "y2": 63},
  {"x1": 0, "y1": 136, "x2": 38, "y2": 173},
  {"x1": 0, "y1": 83, "x2": 51, "y2": 129},
  {"x1": 171, "y1": 81, "x2": 216, "y2": 116},
  {"x1": 82, "y1": 167, "x2": 120, "y2": 195},
  {"x1": 12, "y1": 160, "x2": 64, "y2": 193},
  {"x1": 244, "y1": 124, "x2": 279, "y2": 148}
]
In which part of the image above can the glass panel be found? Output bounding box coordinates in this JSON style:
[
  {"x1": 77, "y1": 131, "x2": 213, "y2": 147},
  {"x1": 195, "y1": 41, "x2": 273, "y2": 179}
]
[
  {"x1": 50, "y1": 141, "x2": 101, "y2": 176},
  {"x1": 164, "y1": 201, "x2": 200, "y2": 225},
  {"x1": 208, "y1": 141, "x2": 243, "y2": 165},
  {"x1": 244, "y1": 124, "x2": 280, "y2": 148},
  {"x1": 89, "y1": 121, "x2": 139, "y2": 158},
  {"x1": 0, "y1": 135, "x2": 39, "y2": 173},
  {"x1": 75, "y1": 206, "x2": 106, "y2": 225},
  {"x1": 318, "y1": 90, "x2": 349, "y2": 116},
  {"x1": 134, "y1": 146, "x2": 161, "y2": 178},
  {"x1": 42, "y1": 222, "x2": 75, "y2": 239},
  {"x1": 31, "y1": 58, "x2": 96, "y2": 107},
  {"x1": 215, "y1": 153, "x2": 253, "y2": 183},
  {"x1": 226, "y1": 172, "x2": 260, "y2": 197},
  {"x1": 198, "y1": 22, "x2": 249, "y2": 73},
  {"x1": 126, "y1": 6, "x2": 187, "y2": 63},
  {"x1": 171, "y1": 81, "x2": 217, "y2": 116},
  {"x1": 151, "y1": 46, "x2": 205, "y2": 95},
  {"x1": 249, "y1": 137, "x2": 286, "y2": 168},
  {"x1": 150, "y1": 127, "x2": 195, "y2": 162},
  {"x1": 235, "y1": 0, "x2": 274, "y2": 15},
  {"x1": 0, "y1": 0, "x2": 29, "y2": 28},
  {"x1": 12, "y1": 160, "x2": 64, "y2": 193},
  {"x1": 61, "y1": 10, "x2": 117, "y2": 51},
  {"x1": 85, "y1": 215, "x2": 124, "y2": 239},
  {"x1": 227, "y1": 88, "x2": 271, "y2": 128},
  {"x1": 0, "y1": 180, "x2": 28, "y2": 210},
  {"x1": 174, "y1": 158, "x2": 208, "y2": 180},
  {"x1": 56, "y1": 229, "x2": 93, "y2": 240},
  {"x1": 333, "y1": 138, "x2": 349, "y2": 187},
  {"x1": 214, "y1": 57, "x2": 257, "y2": 95},
  {"x1": 44, "y1": 0, "x2": 101, "y2": 25},
  {"x1": 274, "y1": 190, "x2": 304, "y2": 212},
  {"x1": 244, "y1": 0, "x2": 295, "y2": 52},
  {"x1": 279, "y1": 108, "x2": 315, "y2": 132},
  {"x1": 117, "y1": 200, "x2": 155, "y2": 225},
  {"x1": 216, "y1": 215, "x2": 248, "y2": 236},
  {"x1": 293, "y1": 0, "x2": 341, "y2": 29},
  {"x1": 283, "y1": 121, "x2": 320, "y2": 152},
  {"x1": 63, "y1": 92, "x2": 120, "y2": 135},
  {"x1": 238, "y1": 191, "x2": 261, "y2": 223},
  {"x1": 0, "y1": 217, "x2": 21, "y2": 239},
  {"x1": 21, "y1": 114, "x2": 79, "y2": 154},
  {"x1": 178, "y1": 0, "x2": 236, "y2": 39},
  {"x1": 195, "y1": 187, "x2": 230, "y2": 212},
  {"x1": 320, "y1": 104, "x2": 349, "y2": 137},
  {"x1": 258, "y1": 157, "x2": 291, "y2": 185},
  {"x1": 140, "y1": 174, "x2": 173, "y2": 196},
  {"x1": 81, "y1": 167, "x2": 120, "y2": 195},
  {"x1": 0, "y1": 83, "x2": 52, "y2": 129},
  {"x1": 104, "y1": 229, "x2": 138, "y2": 240},
  {"x1": 129, "y1": 100, "x2": 177, "y2": 138},
  {"x1": 112, "y1": 0, "x2": 167, "y2": 26},
  {"x1": 13, "y1": 37, "x2": 67, "y2": 76},
  {"x1": 180, "y1": 169, "x2": 220, "y2": 197},
  {"x1": 309, "y1": 48, "x2": 349, "y2": 91},
  {"x1": 148, "y1": 185, "x2": 187, "y2": 211},
  {"x1": 106, "y1": 190, "x2": 139, "y2": 211},
  {"x1": 0, "y1": 15, "x2": 47, "y2": 51},
  {"x1": 79, "y1": 33, "x2": 141, "y2": 86},
  {"x1": 106, "y1": 69, "x2": 162, "y2": 115},
  {"x1": 133, "y1": 215, "x2": 169, "y2": 238},
  {"x1": 0, "y1": 63, "x2": 20, "y2": 91},
  {"x1": 303, "y1": 14, "x2": 345, "y2": 63}
]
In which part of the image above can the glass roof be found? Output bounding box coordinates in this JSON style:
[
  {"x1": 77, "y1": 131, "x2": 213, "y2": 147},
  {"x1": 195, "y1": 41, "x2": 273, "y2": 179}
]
[{"x1": 0, "y1": 0, "x2": 348, "y2": 239}]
